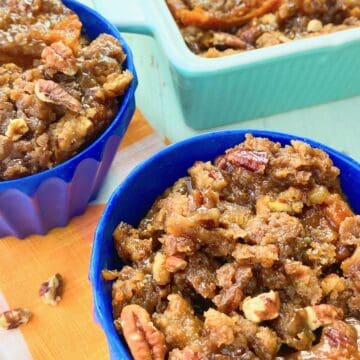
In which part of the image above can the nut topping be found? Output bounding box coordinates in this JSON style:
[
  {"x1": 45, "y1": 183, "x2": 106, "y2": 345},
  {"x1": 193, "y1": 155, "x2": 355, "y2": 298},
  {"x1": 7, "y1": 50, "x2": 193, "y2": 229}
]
[
  {"x1": 304, "y1": 304, "x2": 344, "y2": 331},
  {"x1": 5, "y1": 118, "x2": 29, "y2": 141},
  {"x1": 225, "y1": 150, "x2": 269, "y2": 173},
  {"x1": 39, "y1": 273, "x2": 63, "y2": 306},
  {"x1": 153, "y1": 253, "x2": 171, "y2": 285},
  {"x1": 41, "y1": 42, "x2": 78, "y2": 76},
  {"x1": 103, "y1": 70, "x2": 133, "y2": 98},
  {"x1": 101, "y1": 269, "x2": 122, "y2": 281},
  {"x1": 242, "y1": 291, "x2": 280, "y2": 323},
  {"x1": 120, "y1": 304, "x2": 167, "y2": 360},
  {"x1": 165, "y1": 256, "x2": 188, "y2": 273},
  {"x1": 0, "y1": 308, "x2": 32, "y2": 330},
  {"x1": 35, "y1": 80, "x2": 81, "y2": 113}
]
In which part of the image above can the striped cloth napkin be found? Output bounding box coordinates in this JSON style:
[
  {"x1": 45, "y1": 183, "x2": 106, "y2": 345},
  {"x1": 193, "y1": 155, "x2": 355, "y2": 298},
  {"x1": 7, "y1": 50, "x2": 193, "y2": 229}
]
[{"x1": 0, "y1": 111, "x2": 165, "y2": 359}]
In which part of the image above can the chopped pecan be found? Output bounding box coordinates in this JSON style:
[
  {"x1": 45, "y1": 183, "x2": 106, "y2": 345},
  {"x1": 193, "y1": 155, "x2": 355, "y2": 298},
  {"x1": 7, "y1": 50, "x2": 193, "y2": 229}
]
[
  {"x1": 103, "y1": 70, "x2": 133, "y2": 98},
  {"x1": 211, "y1": 32, "x2": 246, "y2": 49},
  {"x1": 39, "y1": 273, "x2": 63, "y2": 306},
  {"x1": 213, "y1": 285, "x2": 243, "y2": 313},
  {"x1": 188, "y1": 161, "x2": 227, "y2": 191},
  {"x1": 336, "y1": 244, "x2": 355, "y2": 262},
  {"x1": 339, "y1": 215, "x2": 360, "y2": 245},
  {"x1": 216, "y1": 263, "x2": 253, "y2": 289},
  {"x1": 304, "y1": 304, "x2": 344, "y2": 330},
  {"x1": 165, "y1": 256, "x2": 188, "y2": 273},
  {"x1": 242, "y1": 291, "x2": 280, "y2": 323},
  {"x1": 162, "y1": 235, "x2": 196, "y2": 256},
  {"x1": 307, "y1": 185, "x2": 330, "y2": 205},
  {"x1": 341, "y1": 246, "x2": 360, "y2": 289},
  {"x1": 120, "y1": 304, "x2": 167, "y2": 360},
  {"x1": 289, "y1": 321, "x2": 359, "y2": 359},
  {"x1": 324, "y1": 194, "x2": 354, "y2": 229},
  {"x1": 225, "y1": 150, "x2": 269, "y2": 173},
  {"x1": 0, "y1": 308, "x2": 31, "y2": 330},
  {"x1": 41, "y1": 42, "x2": 78, "y2": 76},
  {"x1": 237, "y1": 26, "x2": 261, "y2": 45},
  {"x1": 102, "y1": 269, "x2": 122, "y2": 281},
  {"x1": 321, "y1": 274, "x2": 346, "y2": 295},
  {"x1": 5, "y1": 118, "x2": 29, "y2": 141},
  {"x1": 35, "y1": 79, "x2": 81, "y2": 112},
  {"x1": 153, "y1": 252, "x2": 171, "y2": 285},
  {"x1": 232, "y1": 244, "x2": 279, "y2": 268}
]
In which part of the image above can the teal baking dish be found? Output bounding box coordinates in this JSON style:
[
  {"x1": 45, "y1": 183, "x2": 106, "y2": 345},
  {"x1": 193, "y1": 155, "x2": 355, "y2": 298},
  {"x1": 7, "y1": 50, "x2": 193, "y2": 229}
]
[{"x1": 93, "y1": 0, "x2": 360, "y2": 130}]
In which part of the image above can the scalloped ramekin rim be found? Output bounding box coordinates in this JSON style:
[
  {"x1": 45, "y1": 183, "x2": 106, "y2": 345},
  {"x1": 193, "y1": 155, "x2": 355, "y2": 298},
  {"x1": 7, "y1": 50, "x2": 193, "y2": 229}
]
[{"x1": 90, "y1": 129, "x2": 360, "y2": 359}]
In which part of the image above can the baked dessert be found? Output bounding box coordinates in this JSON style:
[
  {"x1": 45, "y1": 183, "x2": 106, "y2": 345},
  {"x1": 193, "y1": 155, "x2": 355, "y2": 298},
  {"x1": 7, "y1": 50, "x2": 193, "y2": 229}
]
[
  {"x1": 106, "y1": 134, "x2": 360, "y2": 359},
  {"x1": 0, "y1": 0, "x2": 133, "y2": 180},
  {"x1": 166, "y1": 0, "x2": 360, "y2": 57}
]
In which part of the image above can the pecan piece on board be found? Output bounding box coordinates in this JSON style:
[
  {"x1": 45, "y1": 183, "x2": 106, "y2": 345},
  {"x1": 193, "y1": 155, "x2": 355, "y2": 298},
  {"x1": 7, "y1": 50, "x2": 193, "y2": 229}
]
[
  {"x1": 120, "y1": 304, "x2": 167, "y2": 360},
  {"x1": 39, "y1": 273, "x2": 63, "y2": 306},
  {"x1": 0, "y1": 308, "x2": 32, "y2": 330},
  {"x1": 35, "y1": 79, "x2": 81, "y2": 112}
]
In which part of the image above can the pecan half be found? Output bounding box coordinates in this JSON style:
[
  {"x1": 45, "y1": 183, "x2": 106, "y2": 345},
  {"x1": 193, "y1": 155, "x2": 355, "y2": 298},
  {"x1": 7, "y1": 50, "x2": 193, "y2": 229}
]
[
  {"x1": 35, "y1": 79, "x2": 81, "y2": 112},
  {"x1": 0, "y1": 308, "x2": 32, "y2": 330},
  {"x1": 39, "y1": 273, "x2": 63, "y2": 306},
  {"x1": 225, "y1": 150, "x2": 269, "y2": 173},
  {"x1": 120, "y1": 304, "x2": 167, "y2": 360},
  {"x1": 41, "y1": 42, "x2": 78, "y2": 76}
]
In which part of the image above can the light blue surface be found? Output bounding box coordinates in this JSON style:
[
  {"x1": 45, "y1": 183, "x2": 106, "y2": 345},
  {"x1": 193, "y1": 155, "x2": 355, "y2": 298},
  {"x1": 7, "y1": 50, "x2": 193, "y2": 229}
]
[
  {"x1": 93, "y1": 0, "x2": 360, "y2": 137},
  {"x1": 90, "y1": 129, "x2": 360, "y2": 360},
  {"x1": 0, "y1": 0, "x2": 137, "y2": 238}
]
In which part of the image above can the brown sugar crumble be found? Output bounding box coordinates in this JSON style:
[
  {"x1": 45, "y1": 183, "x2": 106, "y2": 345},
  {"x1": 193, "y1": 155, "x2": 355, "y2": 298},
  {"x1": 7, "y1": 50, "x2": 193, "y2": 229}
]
[
  {"x1": 0, "y1": 0, "x2": 133, "y2": 180},
  {"x1": 166, "y1": 0, "x2": 360, "y2": 57},
  {"x1": 107, "y1": 134, "x2": 360, "y2": 359}
]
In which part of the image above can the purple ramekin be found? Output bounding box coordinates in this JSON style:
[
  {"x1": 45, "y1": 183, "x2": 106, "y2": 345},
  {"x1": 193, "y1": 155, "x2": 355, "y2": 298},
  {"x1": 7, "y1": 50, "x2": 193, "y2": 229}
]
[{"x1": 0, "y1": 0, "x2": 137, "y2": 239}]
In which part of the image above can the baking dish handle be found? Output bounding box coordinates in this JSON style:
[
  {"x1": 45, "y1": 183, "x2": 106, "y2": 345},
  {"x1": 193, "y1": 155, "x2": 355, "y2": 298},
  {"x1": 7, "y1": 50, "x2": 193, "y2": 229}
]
[{"x1": 92, "y1": 0, "x2": 152, "y2": 35}]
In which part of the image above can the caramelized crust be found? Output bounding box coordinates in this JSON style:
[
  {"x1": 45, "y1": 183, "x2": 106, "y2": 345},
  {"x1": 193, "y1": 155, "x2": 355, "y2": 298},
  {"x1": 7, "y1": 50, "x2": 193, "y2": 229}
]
[{"x1": 108, "y1": 134, "x2": 360, "y2": 359}]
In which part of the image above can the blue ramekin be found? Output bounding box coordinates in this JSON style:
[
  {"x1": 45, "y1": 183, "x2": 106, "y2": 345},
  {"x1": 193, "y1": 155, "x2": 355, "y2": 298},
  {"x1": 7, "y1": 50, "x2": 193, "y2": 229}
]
[
  {"x1": 89, "y1": 129, "x2": 360, "y2": 360},
  {"x1": 0, "y1": 0, "x2": 137, "y2": 239}
]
